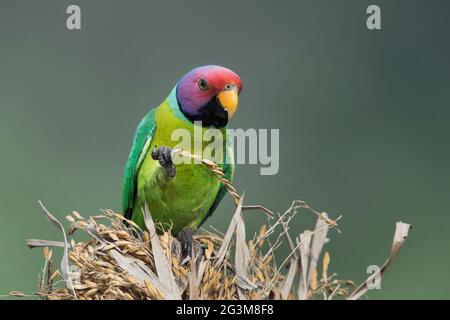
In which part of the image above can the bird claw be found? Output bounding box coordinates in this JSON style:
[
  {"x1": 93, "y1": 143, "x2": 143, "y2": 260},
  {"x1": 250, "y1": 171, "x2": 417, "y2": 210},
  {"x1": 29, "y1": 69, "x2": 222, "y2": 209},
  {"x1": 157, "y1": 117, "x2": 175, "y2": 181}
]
[
  {"x1": 151, "y1": 146, "x2": 176, "y2": 178},
  {"x1": 177, "y1": 228, "x2": 193, "y2": 263}
]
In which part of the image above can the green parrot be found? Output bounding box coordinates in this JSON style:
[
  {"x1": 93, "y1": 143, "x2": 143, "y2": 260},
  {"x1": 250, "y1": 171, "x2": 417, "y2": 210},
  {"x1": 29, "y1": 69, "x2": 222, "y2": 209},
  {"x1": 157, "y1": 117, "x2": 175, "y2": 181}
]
[{"x1": 122, "y1": 65, "x2": 242, "y2": 254}]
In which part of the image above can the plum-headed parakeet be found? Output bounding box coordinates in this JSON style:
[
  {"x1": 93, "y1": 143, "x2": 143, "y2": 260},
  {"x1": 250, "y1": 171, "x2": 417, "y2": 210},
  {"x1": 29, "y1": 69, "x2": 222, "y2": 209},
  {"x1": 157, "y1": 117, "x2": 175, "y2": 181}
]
[{"x1": 122, "y1": 65, "x2": 242, "y2": 254}]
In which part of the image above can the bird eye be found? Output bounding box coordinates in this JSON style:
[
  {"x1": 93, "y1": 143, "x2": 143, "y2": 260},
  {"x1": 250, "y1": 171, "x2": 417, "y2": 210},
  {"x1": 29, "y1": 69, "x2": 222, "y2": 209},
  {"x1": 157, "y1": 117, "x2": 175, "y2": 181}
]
[
  {"x1": 224, "y1": 84, "x2": 233, "y2": 90},
  {"x1": 198, "y1": 78, "x2": 209, "y2": 90}
]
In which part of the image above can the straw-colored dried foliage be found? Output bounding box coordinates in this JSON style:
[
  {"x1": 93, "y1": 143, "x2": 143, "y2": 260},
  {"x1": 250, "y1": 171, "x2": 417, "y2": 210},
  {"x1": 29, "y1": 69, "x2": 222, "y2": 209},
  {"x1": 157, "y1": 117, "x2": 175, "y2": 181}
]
[
  {"x1": 19, "y1": 149, "x2": 410, "y2": 300},
  {"x1": 21, "y1": 198, "x2": 411, "y2": 301},
  {"x1": 22, "y1": 199, "x2": 349, "y2": 300},
  {"x1": 20, "y1": 151, "x2": 410, "y2": 300}
]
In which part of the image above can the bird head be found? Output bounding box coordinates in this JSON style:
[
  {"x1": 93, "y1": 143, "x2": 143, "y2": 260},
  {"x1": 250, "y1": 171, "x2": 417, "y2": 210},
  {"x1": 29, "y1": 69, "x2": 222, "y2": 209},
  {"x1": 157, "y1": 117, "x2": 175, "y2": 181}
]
[{"x1": 176, "y1": 65, "x2": 242, "y2": 128}]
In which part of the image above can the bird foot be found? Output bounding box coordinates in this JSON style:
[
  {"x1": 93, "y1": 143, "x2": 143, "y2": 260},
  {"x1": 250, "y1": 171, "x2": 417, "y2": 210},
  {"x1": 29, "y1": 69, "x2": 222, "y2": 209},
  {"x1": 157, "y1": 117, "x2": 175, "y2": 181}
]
[
  {"x1": 177, "y1": 228, "x2": 193, "y2": 264},
  {"x1": 151, "y1": 146, "x2": 176, "y2": 178}
]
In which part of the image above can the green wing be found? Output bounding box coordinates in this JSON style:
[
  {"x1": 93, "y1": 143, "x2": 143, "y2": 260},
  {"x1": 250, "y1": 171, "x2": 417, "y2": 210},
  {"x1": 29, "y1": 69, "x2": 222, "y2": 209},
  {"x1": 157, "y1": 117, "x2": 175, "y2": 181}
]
[
  {"x1": 122, "y1": 109, "x2": 156, "y2": 219},
  {"x1": 198, "y1": 136, "x2": 235, "y2": 227}
]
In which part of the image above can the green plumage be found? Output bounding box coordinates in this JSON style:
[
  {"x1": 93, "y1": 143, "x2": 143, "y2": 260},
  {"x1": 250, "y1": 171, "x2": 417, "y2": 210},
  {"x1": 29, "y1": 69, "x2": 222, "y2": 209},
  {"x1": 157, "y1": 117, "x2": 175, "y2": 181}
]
[{"x1": 122, "y1": 88, "x2": 234, "y2": 234}]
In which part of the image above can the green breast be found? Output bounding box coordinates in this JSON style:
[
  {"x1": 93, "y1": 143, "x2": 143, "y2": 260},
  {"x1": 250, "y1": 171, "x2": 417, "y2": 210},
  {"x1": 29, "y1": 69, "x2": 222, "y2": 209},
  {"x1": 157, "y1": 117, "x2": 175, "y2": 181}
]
[{"x1": 133, "y1": 100, "x2": 226, "y2": 234}]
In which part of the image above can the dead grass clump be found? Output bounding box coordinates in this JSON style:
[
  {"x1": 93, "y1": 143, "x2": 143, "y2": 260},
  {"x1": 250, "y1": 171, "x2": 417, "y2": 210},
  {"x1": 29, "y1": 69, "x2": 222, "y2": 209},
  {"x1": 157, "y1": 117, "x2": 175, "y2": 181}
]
[
  {"x1": 22, "y1": 198, "x2": 411, "y2": 300},
  {"x1": 21, "y1": 149, "x2": 410, "y2": 300},
  {"x1": 20, "y1": 151, "x2": 411, "y2": 300},
  {"x1": 24, "y1": 198, "x2": 370, "y2": 300}
]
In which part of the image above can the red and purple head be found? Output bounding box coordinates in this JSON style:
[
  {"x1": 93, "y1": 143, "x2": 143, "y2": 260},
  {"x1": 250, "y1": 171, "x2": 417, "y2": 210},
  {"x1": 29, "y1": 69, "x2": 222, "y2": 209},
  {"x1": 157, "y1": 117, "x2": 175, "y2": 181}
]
[{"x1": 176, "y1": 65, "x2": 242, "y2": 128}]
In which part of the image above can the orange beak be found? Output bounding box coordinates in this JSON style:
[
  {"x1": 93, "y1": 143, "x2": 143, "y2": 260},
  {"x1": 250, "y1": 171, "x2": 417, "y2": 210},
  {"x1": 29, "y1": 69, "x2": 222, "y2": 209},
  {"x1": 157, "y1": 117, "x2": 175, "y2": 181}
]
[{"x1": 217, "y1": 87, "x2": 238, "y2": 119}]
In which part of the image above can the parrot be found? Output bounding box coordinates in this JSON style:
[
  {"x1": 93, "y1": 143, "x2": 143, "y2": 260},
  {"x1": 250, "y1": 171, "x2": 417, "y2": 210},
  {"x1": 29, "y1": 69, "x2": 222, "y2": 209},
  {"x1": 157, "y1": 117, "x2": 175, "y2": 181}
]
[{"x1": 121, "y1": 65, "x2": 242, "y2": 256}]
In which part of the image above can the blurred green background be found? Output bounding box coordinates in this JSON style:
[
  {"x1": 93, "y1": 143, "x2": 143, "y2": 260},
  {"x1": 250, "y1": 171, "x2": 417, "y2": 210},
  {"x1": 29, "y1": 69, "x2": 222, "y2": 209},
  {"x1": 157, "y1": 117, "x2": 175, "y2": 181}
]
[{"x1": 1, "y1": 0, "x2": 449, "y2": 299}]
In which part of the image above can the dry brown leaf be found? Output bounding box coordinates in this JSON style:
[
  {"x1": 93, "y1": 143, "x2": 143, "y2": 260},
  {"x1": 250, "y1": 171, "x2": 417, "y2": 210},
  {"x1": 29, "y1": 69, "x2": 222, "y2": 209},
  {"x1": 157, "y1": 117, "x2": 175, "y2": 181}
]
[
  {"x1": 143, "y1": 204, "x2": 181, "y2": 300},
  {"x1": 347, "y1": 222, "x2": 411, "y2": 300},
  {"x1": 38, "y1": 201, "x2": 77, "y2": 299}
]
